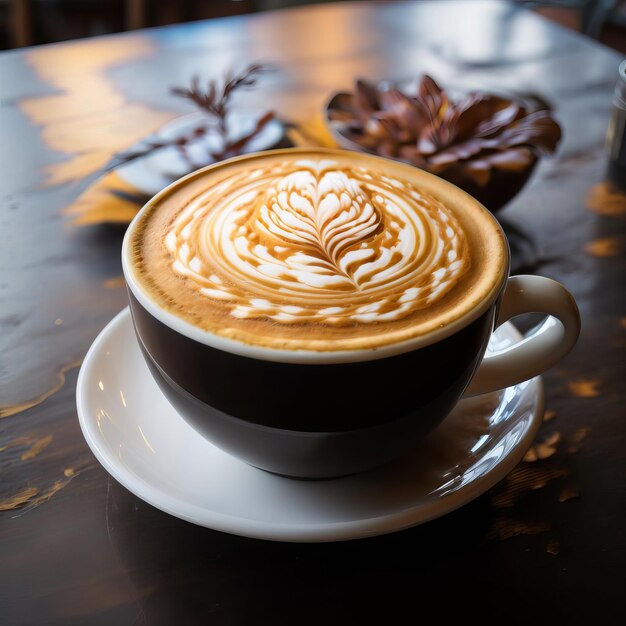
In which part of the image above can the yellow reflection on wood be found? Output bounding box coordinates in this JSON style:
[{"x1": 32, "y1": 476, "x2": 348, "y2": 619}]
[
  {"x1": 287, "y1": 113, "x2": 338, "y2": 149},
  {"x1": 0, "y1": 474, "x2": 83, "y2": 513},
  {"x1": 487, "y1": 420, "x2": 592, "y2": 542},
  {"x1": 585, "y1": 237, "x2": 622, "y2": 257},
  {"x1": 567, "y1": 379, "x2": 601, "y2": 398},
  {"x1": 1, "y1": 434, "x2": 53, "y2": 461},
  {"x1": 103, "y1": 276, "x2": 126, "y2": 289},
  {"x1": 523, "y1": 432, "x2": 561, "y2": 462},
  {"x1": 491, "y1": 465, "x2": 568, "y2": 510},
  {"x1": 21, "y1": 36, "x2": 173, "y2": 188},
  {"x1": 488, "y1": 518, "x2": 551, "y2": 541},
  {"x1": 20, "y1": 435, "x2": 53, "y2": 461},
  {"x1": 558, "y1": 487, "x2": 580, "y2": 503},
  {"x1": 0, "y1": 359, "x2": 82, "y2": 418},
  {"x1": 543, "y1": 409, "x2": 556, "y2": 422},
  {"x1": 0, "y1": 435, "x2": 29, "y2": 452},
  {"x1": 27, "y1": 480, "x2": 69, "y2": 508},
  {"x1": 0, "y1": 487, "x2": 39, "y2": 511},
  {"x1": 570, "y1": 427, "x2": 591, "y2": 443},
  {"x1": 567, "y1": 427, "x2": 591, "y2": 454},
  {"x1": 0, "y1": 462, "x2": 94, "y2": 512},
  {"x1": 586, "y1": 182, "x2": 626, "y2": 216},
  {"x1": 64, "y1": 170, "x2": 146, "y2": 225}
]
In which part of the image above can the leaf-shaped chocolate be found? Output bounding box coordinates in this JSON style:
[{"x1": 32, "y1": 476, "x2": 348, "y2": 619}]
[
  {"x1": 429, "y1": 138, "x2": 488, "y2": 165},
  {"x1": 473, "y1": 100, "x2": 521, "y2": 137},
  {"x1": 330, "y1": 73, "x2": 562, "y2": 210},
  {"x1": 418, "y1": 75, "x2": 447, "y2": 122},
  {"x1": 379, "y1": 89, "x2": 428, "y2": 138},
  {"x1": 353, "y1": 79, "x2": 382, "y2": 118},
  {"x1": 447, "y1": 94, "x2": 520, "y2": 146},
  {"x1": 495, "y1": 110, "x2": 562, "y2": 154},
  {"x1": 484, "y1": 147, "x2": 535, "y2": 171}
]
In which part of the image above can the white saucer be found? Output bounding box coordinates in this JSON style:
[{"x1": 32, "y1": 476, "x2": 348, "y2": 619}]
[{"x1": 77, "y1": 308, "x2": 543, "y2": 543}]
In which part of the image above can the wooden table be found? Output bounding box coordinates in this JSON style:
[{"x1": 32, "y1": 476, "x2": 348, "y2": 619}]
[{"x1": 1, "y1": 2, "x2": 625, "y2": 623}]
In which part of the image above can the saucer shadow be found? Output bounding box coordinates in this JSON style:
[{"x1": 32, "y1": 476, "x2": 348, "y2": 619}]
[{"x1": 106, "y1": 478, "x2": 495, "y2": 625}]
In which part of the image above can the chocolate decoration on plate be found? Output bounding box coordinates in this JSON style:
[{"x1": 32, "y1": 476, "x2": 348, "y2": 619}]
[{"x1": 326, "y1": 75, "x2": 562, "y2": 211}]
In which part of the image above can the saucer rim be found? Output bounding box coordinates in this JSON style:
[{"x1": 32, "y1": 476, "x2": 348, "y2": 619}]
[{"x1": 76, "y1": 307, "x2": 544, "y2": 543}]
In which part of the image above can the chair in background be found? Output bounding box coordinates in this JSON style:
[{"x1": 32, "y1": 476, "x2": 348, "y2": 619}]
[
  {"x1": 7, "y1": 0, "x2": 148, "y2": 47},
  {"x1": 4, "y1": 0, "x2": 625, "y2": 49},
  {"x1": 10, "y1": 0, "x2": 31, "y2": 47}
]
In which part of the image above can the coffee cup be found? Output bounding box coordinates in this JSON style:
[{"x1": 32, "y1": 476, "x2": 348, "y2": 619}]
[{"x1": 122, "y1": 148, "x2": 580, "y2": 478}]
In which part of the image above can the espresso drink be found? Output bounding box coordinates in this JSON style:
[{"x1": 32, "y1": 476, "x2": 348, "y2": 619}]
[
  {"x1": 123, "y1": 149, "x2": 579, "y2": 476},
  {"x1": 129, "y1": 150, "x2": 506, "y2": 351}
]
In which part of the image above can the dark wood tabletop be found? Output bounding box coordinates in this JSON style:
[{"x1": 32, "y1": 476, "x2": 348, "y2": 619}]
[{"x1": 1, "y1": 1, "x2": 625, "y2": 624}]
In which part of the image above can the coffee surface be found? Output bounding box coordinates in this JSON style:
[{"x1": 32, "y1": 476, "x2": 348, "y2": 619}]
[{"x1": 129, "y1": 150, "x2": 506, "y2": 350}]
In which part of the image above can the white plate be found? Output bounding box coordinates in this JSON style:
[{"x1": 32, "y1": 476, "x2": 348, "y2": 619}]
[
  {"x1": 77, "y1": 308, "x2": 543, "y2": 543},
  {"x1": 116, "y1": 112, "x2": 285, "y2": 196}
]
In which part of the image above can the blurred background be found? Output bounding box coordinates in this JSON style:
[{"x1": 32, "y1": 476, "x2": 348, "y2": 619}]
[{"x1": 1, "y1": 0, "x2": 625, "y2": 53}]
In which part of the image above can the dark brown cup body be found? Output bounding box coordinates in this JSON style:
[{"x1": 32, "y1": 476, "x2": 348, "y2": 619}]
[{"x1": 128, "y1": 291, "x2": 497, "y2": 478}]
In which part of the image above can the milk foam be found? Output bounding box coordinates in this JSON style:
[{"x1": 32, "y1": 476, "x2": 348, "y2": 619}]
[{"x1": 164, "y1": 159, "x2": 469, "y2": 325}]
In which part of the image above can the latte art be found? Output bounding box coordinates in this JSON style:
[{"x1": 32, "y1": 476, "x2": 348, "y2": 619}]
[
  {"x1": 129, "y1": 149, "x2": 507, "y2": 351},
  {"x1": 164, "y1": 159, "x2": 468, "y2": 324}
]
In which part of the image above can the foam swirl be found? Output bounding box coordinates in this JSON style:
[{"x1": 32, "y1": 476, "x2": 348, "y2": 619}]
[{"x1": 164, "y1": 159, "x2": 469, "y2": 324}]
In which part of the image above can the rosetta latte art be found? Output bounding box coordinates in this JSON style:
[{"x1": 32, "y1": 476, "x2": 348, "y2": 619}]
[{"x1": 164, "y1": 159, "x2": 469, "y2": 324}]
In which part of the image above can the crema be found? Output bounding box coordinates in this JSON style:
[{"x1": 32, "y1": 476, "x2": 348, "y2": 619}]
[{"x1": 129, "y1": 149, "x2": 506, "y2": 351}]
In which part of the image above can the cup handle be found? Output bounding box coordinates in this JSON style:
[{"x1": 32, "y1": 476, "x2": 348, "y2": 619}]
[{"x1": 464, "y1": 275, "x2": 581, "y2": 397}]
